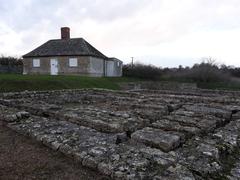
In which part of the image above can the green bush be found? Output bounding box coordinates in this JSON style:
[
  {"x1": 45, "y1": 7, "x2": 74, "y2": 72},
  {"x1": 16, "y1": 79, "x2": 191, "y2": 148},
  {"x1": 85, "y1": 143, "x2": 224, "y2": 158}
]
[
  {"x1": 0, "y1": 56, "x2": 22, "y2": 66},
  {"x1": 123, "y1": 63, "x2": 163, "y2": 80}
]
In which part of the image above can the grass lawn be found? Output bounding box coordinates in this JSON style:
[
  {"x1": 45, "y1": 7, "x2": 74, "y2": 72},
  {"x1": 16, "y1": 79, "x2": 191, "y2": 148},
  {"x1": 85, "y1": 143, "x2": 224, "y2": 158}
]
[
  {"x1": 1, "y1": 74, "x2": 240, "y2": 93},
  {"x1": 158, "y1": 76, "x2": 240, "y2": 91},
  {"x1": 197, "y1": 82, "x2": 240, "y2": 91},
  {"x1": 0, "y1": 74, "x2": 140, "y2": 92}
]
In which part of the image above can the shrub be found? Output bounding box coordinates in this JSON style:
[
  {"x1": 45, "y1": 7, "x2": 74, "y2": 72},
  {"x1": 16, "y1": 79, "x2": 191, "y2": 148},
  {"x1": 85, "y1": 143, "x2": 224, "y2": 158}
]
[
  {"x1": 123, "y1": 63, "x2": 163, "y2": 80},
  {"x1": 188, "y1": 62, "x2": 229, "y2": 82},
  {"x1": 0, "y1": 56, "x2": 23, "y2": 66},
  {"x1": 0, "y1": 56, "x2": 23, "y2": 74},
  {"x1": 166, "y1": 58, "x2": 230, "y2": 83},
  {"x1": 123, "y1": 57, "x2": 231, "y2": 83}
]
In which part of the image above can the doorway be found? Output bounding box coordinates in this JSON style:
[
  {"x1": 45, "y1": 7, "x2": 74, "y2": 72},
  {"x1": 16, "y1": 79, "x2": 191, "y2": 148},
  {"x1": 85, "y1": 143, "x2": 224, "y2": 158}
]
[{"x1": 50, "y1": 59, "x2": 58, "y2": 75}]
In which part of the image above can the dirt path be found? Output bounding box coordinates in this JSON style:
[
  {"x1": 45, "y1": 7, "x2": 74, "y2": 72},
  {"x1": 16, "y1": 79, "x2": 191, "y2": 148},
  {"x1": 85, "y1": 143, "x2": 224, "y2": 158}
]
[{"x1": 0, "y1": 121, "x2": 107, "y2": 180}]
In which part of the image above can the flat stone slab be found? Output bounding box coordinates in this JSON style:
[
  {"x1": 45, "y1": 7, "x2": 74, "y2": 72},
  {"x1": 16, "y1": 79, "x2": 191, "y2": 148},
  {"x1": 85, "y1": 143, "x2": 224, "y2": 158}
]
[
  {"x1": 151, "y1": 119, "x2": 201, "y2": 136},
  {"x1": 182, "y1": 104, "x2": 232, "y2": 119},
  {"x1": 131, "y1": 127, "x2": 183, "y2": 152},
  {"x1": 154, "y1": 164, "x2": 195, "y2": 180},
  {"x1": 229, "y1": 161, "x2": 240, "y2": 179},
  {"x1": 165, "y1": 114, "x2": 219, "y2": 132},
  {"x1": 57, "y1": 106, "x2": 149, "y2": 133}
]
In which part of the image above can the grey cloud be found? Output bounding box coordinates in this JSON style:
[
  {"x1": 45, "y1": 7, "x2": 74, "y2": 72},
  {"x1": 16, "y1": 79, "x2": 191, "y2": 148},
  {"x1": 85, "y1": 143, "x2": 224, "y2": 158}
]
[
  {"x1": 56, "y1": 0, "x2": 149, "y2": 21},
  {"x1": 1, "y1": 0, "x2": 149, "y2": 31},
  {"x1": 1, "y1": 0, "x2": 240, "y2": 66}
]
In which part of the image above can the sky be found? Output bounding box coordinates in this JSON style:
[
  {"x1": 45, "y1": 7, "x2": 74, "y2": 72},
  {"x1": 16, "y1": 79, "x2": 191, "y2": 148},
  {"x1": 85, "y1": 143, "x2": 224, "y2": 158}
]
[{"x1": 0, "y1": 0, "x2": 240, "y2": 67}]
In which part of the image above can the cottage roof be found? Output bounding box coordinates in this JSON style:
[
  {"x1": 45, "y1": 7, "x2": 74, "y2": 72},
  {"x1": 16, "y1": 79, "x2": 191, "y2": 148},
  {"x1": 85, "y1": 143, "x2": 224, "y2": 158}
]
[
  {"x1": 108, "y1": 57, "x2": 122, "y2": 62},
  {"x1": 22, "y1": 38, "x2": 107, "y2": 59}
]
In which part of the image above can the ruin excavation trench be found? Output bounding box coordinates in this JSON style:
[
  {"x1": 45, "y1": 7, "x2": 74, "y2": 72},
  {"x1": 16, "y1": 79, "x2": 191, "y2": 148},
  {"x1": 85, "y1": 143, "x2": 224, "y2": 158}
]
[{"x1": 1, "y1": 88, "x2": 240, "y2": 179}]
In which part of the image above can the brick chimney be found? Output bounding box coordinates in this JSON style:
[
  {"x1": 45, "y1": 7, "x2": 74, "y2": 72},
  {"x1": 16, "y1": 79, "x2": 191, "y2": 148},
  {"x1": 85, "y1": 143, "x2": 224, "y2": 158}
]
[{"x1": 61, "y1": 27, "x2": 70, "y2": 40}]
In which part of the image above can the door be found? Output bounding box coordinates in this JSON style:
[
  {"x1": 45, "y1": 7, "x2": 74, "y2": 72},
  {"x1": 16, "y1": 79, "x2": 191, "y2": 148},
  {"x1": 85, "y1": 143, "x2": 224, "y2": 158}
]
[{"x1": 50, "y1": 59, "x2": 58, "y2": 75}]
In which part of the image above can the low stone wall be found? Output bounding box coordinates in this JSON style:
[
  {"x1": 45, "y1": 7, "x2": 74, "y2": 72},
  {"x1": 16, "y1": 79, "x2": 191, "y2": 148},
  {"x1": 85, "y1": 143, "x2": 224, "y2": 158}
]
[{"x1": 1, "y1": 88, "x2": 240, "y2": 179}]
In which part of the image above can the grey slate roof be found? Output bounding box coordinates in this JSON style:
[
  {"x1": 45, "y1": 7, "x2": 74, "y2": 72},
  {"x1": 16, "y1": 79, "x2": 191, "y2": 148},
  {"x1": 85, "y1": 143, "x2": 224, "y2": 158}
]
[
  {"x1": 108, "y1": 57, "x2": 122, "y2": 62},
  {"x1": 23, "y1": 38, "x2": 107, "y2": 59}
]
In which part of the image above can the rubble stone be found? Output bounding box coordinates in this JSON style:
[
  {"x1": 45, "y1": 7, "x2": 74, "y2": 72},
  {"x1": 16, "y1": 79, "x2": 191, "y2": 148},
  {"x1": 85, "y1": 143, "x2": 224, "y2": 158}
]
[
  {"x1": 1, "y1": 88, "x2": 240, "y2": 179},
  {"x1": 131, "y1": 127, "x2": 182, "y2": 152}
]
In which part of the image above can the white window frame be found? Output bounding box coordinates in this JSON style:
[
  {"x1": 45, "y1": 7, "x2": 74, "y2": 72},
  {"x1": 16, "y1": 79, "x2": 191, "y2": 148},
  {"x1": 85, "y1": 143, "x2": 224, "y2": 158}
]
[
  {"x1": 69, "y1": 58, "x2": 78, "y2": 67},
  {"x1": 33, "y1": 59, "x2": 40, "y2": 67}
]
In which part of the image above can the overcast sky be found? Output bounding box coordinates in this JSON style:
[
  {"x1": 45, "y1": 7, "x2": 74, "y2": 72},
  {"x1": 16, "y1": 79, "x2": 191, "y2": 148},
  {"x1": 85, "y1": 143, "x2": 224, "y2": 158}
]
[{"x1": 1, "y1": 0, "x2": 240, "y2": 67}]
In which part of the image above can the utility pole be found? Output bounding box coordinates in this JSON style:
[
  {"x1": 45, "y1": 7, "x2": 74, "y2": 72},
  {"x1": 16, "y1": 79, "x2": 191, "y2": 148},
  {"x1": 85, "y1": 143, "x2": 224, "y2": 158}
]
[{"x1": 131, "y1": 57, "x2": 134, "y2": 68}]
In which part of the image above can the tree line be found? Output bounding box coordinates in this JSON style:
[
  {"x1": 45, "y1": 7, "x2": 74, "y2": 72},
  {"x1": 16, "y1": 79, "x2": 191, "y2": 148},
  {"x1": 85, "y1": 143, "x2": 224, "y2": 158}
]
[
  {"x1": 0, "y1": 56, "x2": 23, "y2": 66},
  {"x1": 123, "y1": 57, "x2": 240, "y2": 83},
  {"x1": 0, "y1": 56, "x2": 23, "y2": 74}
]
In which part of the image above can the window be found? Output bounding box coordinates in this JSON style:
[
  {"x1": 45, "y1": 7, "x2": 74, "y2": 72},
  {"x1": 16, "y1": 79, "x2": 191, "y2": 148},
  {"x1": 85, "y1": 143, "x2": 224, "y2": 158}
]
[
  {"x1": 33, "y1": 59, "x2": 40, "y2": 67},
  {"x1": 117, "y1": 61, "x2": 120, "y2": 67},
  {"x1": 69, "y1": 58, "x2": 78, "y2": 67}
]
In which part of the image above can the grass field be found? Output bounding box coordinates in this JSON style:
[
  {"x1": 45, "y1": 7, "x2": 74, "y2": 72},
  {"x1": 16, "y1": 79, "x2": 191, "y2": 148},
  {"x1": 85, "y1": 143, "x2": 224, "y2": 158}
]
[
  {"x1": 197, "y1": 81, "x2": 240, "y2": 91},
  {"x1": 0, "y1": 74, "x2": 140, "y2": 92},
  {"x1": 1, "y1": 74, "x2": 240, "y2": 92},
  {"x1": 159, "y1": 76, "x2": 240, "y2": 91}
]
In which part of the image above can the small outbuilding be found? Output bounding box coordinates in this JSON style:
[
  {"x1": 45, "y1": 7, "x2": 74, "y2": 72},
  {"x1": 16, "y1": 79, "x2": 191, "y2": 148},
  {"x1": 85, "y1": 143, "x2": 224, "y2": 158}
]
[{"x1": 22, "y1": 27, "x2": 122, "y2": 77}]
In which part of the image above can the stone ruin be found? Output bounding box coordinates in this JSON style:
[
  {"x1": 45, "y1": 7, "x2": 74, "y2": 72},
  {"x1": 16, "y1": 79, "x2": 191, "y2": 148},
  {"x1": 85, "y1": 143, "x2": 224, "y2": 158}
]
[{"x1": 1, "y1": 88, "x2": 240, "y2": 179}]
